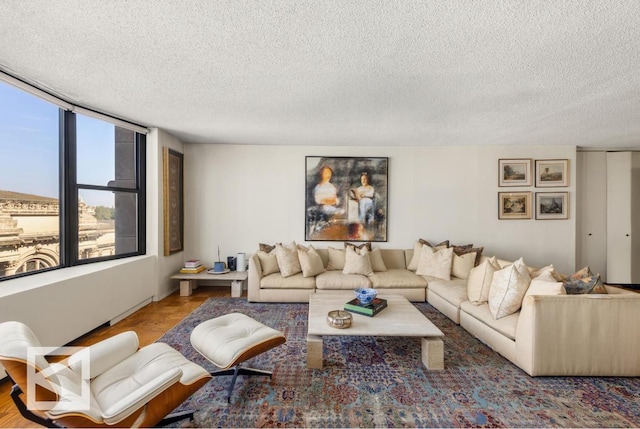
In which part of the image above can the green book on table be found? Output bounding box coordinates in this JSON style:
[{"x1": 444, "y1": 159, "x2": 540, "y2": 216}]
[{"x1": 344, "y1": 297, "x2": 388, "y2": 316}]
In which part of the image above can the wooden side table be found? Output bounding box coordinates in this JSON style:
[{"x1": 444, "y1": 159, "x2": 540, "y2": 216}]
[{"x1": 170, "y1": 270, "x2": 249, "y2": 298}]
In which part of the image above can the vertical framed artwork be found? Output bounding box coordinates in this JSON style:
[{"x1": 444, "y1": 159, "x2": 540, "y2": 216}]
[
  {"x1": 163, "y1": 148, "x2": 184, "y2": 255},
  {"x1": 536, "y1": 192, "x2": 569, "y2": 219},
  {"x1": 535, "y1": 159, "x2": 569, "y2": 187},
  {"x1": 305, "y1": 156, "x2": 388, "y2": 242},
  {"x1": 498, "y1": 159, "x2": 532, "y2": 187},
  {"x1": 498, "y1": 191, "x2": 532, "y2": 220}
]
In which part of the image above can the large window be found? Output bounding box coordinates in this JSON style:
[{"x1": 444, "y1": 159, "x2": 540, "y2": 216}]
[{"x1": 0, "y1": 79, "x2": 146, "y2": 281}]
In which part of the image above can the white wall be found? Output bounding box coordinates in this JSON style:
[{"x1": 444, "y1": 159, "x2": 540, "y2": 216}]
[{"x1": 184, "y1": 144, "x2": 577, "y2": 274}]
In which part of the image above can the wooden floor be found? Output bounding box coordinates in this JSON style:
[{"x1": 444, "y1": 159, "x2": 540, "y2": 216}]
[{"x1": 0, "y1": 286, "x2": 233, "y2": 428}]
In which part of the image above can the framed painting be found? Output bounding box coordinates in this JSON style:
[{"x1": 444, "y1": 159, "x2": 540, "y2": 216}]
[
  {"x1": 536, "y1": 192, "x2": 569, "y2": 220},
  {"x1": 305, "y1": 156, "x2": 388, "y2": 242},
  {"x1": 498, "y1": 191, "x2": 532, "y2": 220},
  {"x1": 163, "y1": 148, "x2": 184, "y2": 255},
  {"x1": 498, "y1": 158, "x2": 532, "y2": 187},
  {"x1": 535, "y1": 159, "x2": 569, "y2": 187}
]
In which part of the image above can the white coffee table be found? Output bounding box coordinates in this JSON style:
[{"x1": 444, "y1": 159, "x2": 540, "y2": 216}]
[{"x1": 307, "y1": 294, "x2": 445, "y2": 370}]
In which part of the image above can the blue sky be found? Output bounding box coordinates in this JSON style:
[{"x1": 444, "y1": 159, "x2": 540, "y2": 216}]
[{"x1": 1, "y1": 81, "x2": 116, "y2": 207}]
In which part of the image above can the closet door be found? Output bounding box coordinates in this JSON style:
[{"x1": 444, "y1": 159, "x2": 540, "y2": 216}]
[
  {"x1": 606, "y1": 152, "x2": 640, "y2": 284},
  {"x1": 576, "y1": 152, "x2": 607, "y2": 278}
]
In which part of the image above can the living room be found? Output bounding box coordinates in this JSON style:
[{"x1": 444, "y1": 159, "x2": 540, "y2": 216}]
[{"x1": 0, "y1": 1, "x2": 639, "y2": 427}]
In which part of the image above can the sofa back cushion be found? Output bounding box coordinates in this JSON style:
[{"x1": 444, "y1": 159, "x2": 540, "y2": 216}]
[{"x1": 379, "y1": 249, "x2": 407, "y2": 270}]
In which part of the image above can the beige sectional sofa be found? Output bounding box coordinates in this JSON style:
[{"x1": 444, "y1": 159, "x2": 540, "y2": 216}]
[
  {"x1": 248, "y1": 244, "x2": 640, "y2": 376},
  {"x1": 248, "y1": 248, "x2": 427, "y2": 303},
  {"x1": 427, "y1": 256, "x2": 640, "y2": 376}
]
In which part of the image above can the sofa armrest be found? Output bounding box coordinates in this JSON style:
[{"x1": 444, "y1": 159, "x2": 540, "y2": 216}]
[
  {"x1": 248, "y1": 254, "x2": 263, "y2": 302},
  {"x1": 516, "y1": 292, "x2": 640, "y2": 376}
]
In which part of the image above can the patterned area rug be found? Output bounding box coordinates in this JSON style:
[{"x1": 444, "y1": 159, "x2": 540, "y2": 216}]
[{"x1": 158, "y1": 298, "x2": 640, "y2": 428}]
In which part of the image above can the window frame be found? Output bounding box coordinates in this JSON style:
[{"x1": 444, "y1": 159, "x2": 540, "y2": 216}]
[{"x1": 0, "y1": 78, "x2": 147, "y2": 282}]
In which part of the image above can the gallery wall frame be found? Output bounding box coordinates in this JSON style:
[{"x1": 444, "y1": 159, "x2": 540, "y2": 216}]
[
  {"x1": 498, "y1": 191, "x2": 532, "y2": 220},
  {"x1": 535, "y1": 159, "x2": 569, "y2": 187},
  {"x1": 498, "y1": 158, "x2": 532, "y2": 187},
  {"x1": 305, "y1": 156, "x2": 388, "y2": 242},
  {"x1": 163, "y1": 148, "x2": 184, "y2": 255},
  {"x1": 535, "y1": 192, "x2": 569, "y2": 220}
]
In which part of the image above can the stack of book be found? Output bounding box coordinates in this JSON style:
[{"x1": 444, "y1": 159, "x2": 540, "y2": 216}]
[
  {"x1": 179, "y1": 260, "x2": 206, "y2": 274},
  {"x1": 344, "y1": 297, "x2": 388, "y2": 317}
]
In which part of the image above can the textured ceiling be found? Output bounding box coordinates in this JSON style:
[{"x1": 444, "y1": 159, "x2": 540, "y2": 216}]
[{"x1": 1, "y1": 1, "x2": 639, "y2": 148}]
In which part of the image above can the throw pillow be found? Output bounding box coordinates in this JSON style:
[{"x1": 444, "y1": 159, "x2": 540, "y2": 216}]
[
  {"x1": 259, "y1": 243, "x2": 276, "y2": 253},
  {"x1": 524, "y1": 279, "x2": 566, "y2": 297},
  {"x1": 531, "y1": 264, "x2": 565, "y2": 282},
  {"x1": 368, "y1": 248, "x2": 387, "y2": 272},
  {"x1": 255, "y1": 249, "x2": 280, "y2": 276},
  {"x1": 564, "y1": 266, "x2": 608, "y2": 294},
  {"x1": 467, "y1": 256, "x2": 500, "y2": 305},
  {"x1": 407, "y1": 239, "x2": 449, "y2": 271},
  {"x1": 297, "y1": 244, "x2": 325, "y2": 278},
  {"x1": 327, "y1": 246, "x2": 346, "y2": 270},
  {"x1": 416, "y1": 246, "x2": 454, "y2": 280},
  {"x1": 451, "y1": 251, "x2": 477, "y2": 279},
  {"x1": 342, "y1": 246, "x2": 373, "y2": 276},
  {"x1": 488, "y1": 263, "x2": 531, "y2": 319},
  {"x1": 344, "y1": 242, "x2": 372, "y2": 252},
  {"x1": 564, "y1": 273, "x2": 607, "y2": 294},
  {"x1": 452, "y1": 246, "x2": 484, "y2": 266},
  {"x1": 275, "y1": 242, "x2": 302, "y2": 278}
]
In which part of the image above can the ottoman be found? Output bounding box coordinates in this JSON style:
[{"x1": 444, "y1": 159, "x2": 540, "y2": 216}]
[{"x1": 190, "y1": 312, "x2": 286, "y2": 402}]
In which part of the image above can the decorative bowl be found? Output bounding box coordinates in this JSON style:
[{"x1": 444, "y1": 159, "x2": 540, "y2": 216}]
[
  {"x1": 354, "y1": 287, "x2": 378, "y2": 305},
  {"x1": 327, "y1": 310, "x2": 352, "y2": 329}
]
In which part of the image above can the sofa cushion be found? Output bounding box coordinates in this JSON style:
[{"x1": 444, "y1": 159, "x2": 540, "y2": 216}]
[
  {"x1": 467, "y1": 256, "x2": 500, "y2": 305},
  {"x1": 427, "y1": 278, "x2": 468, "y2": 308},
  {"x1": 407, "y1": 239, "x2": 448, "y2": 271},
  {"x1": 297, "y1": 244, "x2": 325, "y2": 278},
  {"x1": 369, "y1": 248, "x2": 387, "y2": 272},
  {"x1": 344, "y1": 242, "x2": 372, "y2": 252},
  {"x1": 343, "y1": 246, "x2": 373, "y2": 276},
  {"x1": 452, "y1": 245, "x2": 484, "y2": 267},
  {"x1": 488, "y1": 262, "x2": 531, "y2": 319},
  {"x1": 368, "y1": 269, "x2": 427, "y2": 288},
  {"x1": 315, "y1": 270, "x2": 372, "y2": 289},
  {"x1": 416, "y1": 246, "x2": 453, "y2": 280},
  {"x1": 260, "y1": 272, "x2": 316, "y2": 289},
  {"x1": 451, "y1": 252, "x2": 476, "y2": 279},
  {"x1": 275, "y1": 242, "x2": 302, "y2": 278},
  {"x1": 259, "y1": 243, "x2": 276, "y2": 253},
  {"x1": 256, "y1": 249, "x2": 280, "y2": 276},
  {"x1": 327, "y1": 247, "x2": 346, "y2": 270},
  {"x1": 460, "y1": 301, "x2": 518, "y2": 341}
]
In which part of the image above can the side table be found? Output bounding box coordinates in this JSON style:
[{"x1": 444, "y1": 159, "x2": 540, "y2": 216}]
[{"x1": 170, "y1": 270, "x2": 248, "y2": 298}]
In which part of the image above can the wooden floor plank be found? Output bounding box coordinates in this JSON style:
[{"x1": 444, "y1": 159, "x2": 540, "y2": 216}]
[{"x1": 0, "y1": 286, "x2": 233, "y2": 428}]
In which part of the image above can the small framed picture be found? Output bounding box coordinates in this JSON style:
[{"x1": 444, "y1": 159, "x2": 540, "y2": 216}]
[
  {"x1": 536, "y1": 192, "x2": 569, "y2": 220},
  {"x1": 498, "y1": 192, "x2": 532, "y2": 219},
  {"x1": 535, "y1": 159, "x2": 569, "y2": 187},
  {"x1": 498, "y1": 159, "x2": 532, "y2": 187}
]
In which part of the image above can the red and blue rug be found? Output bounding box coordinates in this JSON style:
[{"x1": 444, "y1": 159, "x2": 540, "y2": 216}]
[{"x1": 159, "y1": 298, "x2": 640, "y2": 428}]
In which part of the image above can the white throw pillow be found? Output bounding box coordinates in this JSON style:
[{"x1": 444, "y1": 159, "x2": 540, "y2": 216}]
[
  {"x1": 256, "y1": 249, "x2": 279, "y2": 276},
  {"x1": 524, "y1": 279, "x2": 566, "y2": 297},
  {"x1": 451, "y1": 252, "x2": 476, "y2": 279},
  {"x1": 275, "y1": 242, "x2": 302, "y2": 278},
  {"x1": 466, "y1": 256, "x2": 500, "y2": 305},
  {"x1": 297, "y1": 244, "x2": 325, "y2": 278},
  {"x1": 416, "y1": 246, "x2": 453, "y2": 280},
  {"x1": 342, "y1": 246, "x2": 373, "y2": 276},
  {"x1": 488, "y1": 263, "x2": 531, "y2": 319},
  {"x1": 327, "y1": 246, "x2": 346, "y2": 270},
  {"x1": 369, "y1": 248, "x2": 387, "y2": 272}
]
